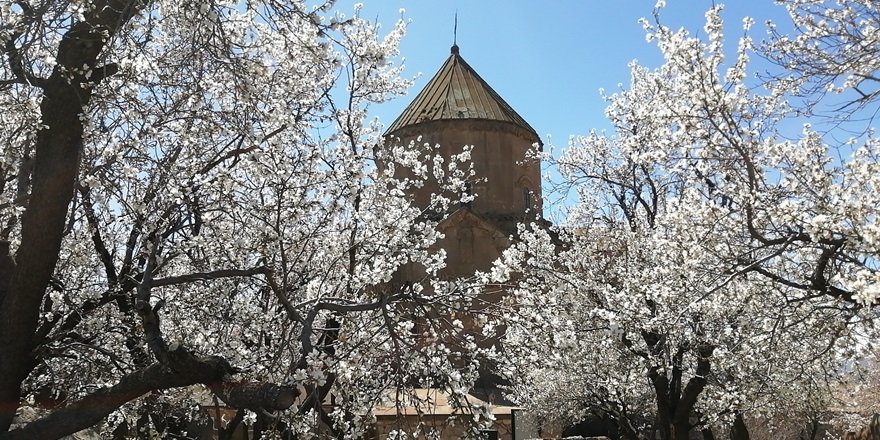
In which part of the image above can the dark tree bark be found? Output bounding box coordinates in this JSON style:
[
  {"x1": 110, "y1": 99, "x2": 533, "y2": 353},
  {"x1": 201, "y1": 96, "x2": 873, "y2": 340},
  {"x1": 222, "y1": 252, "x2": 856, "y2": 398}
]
[
  {"x1": 0, "y1": 345, "x2": 298, "y2": 440},
  {"x1": 643, "y1": 327, "x2": 715, "y2": 440},
  {"x1": 0, "y1": 241, "x2": 13, "y2": 306},
  {"x1": 0, "y1": 0, "x2": 151, "y2": 431},
  {"x1": 702, "y1": 426, "x2": 716, "y2": 440},
  {"x1": 730, "y1": 412, "x2": 750, "y2": 440},
  {"x1": 801, "y1": 418, "x2": 820, "y2": 440},
  {"x1": 219, "y1": 409, "x2": 246, "y2": 440}
]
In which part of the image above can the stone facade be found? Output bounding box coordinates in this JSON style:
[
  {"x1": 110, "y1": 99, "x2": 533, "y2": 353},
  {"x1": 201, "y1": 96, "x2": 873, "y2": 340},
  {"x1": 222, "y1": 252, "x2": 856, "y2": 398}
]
[{"x1": 384, "y1": 44, "x2": 542, "y2": 283}]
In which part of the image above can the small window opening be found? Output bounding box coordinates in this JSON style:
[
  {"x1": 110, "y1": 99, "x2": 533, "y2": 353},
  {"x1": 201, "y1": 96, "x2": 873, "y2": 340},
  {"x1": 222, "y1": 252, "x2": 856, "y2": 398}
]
[{"x1": 522, "y1": 187, "x2": 533, "y2": 211}]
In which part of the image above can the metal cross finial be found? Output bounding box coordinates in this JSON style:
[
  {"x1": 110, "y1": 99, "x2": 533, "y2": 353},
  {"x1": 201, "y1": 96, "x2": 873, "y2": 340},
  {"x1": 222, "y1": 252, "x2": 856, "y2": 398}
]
[
  {"x1": 451, "y1": 11, "x2": 459, "y2": 54},
  {"x1": 454, "y1": 11, "x2": 458, "y2": 45}
]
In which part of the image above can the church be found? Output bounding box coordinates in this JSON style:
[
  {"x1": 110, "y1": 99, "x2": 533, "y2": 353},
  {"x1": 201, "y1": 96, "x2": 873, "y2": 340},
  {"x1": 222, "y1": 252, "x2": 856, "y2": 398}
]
[
  {"x1": 375, "y1": 44, "x2": 551, "y2": 440},
  {"x1": 384, "y1": 42, "x2": 543, "y2": 284}
]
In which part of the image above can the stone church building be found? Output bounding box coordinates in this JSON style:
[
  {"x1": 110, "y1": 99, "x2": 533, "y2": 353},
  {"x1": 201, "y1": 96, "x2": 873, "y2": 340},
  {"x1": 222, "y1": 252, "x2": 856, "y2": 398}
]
[
  {"x1": 384, "y1": 43, "x2": 543, "y2": 282},
  {"x1": 376, "y1": 44, "x2": 550, "y2": 440}
]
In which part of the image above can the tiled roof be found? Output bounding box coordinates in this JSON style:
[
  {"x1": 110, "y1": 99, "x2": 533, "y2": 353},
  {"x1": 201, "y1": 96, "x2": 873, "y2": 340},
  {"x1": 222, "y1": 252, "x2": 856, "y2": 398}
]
[{"x1": 385, "y1": 45, "x2": 538, "y2": 138}]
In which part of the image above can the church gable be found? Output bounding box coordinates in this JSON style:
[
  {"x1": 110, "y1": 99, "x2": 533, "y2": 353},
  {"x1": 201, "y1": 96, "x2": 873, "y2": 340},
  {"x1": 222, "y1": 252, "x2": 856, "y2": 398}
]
[{"x1": 435, "y1": 208, "x2": 510, "y2": 277}]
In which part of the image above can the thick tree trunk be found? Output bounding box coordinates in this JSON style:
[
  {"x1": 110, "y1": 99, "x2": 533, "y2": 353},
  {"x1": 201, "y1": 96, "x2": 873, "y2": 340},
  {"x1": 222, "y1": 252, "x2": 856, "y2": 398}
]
[
  {"x1": 0, "y1": 0, "x2": 149, "y2": 432},
  {"x1": 0, "y1": 72, "x2": 88, "y2": 432},
  {"x1": 702, "y1": 426, "x2": 716, "y2": 440},
  {"x1": 730, "y1": 412, "x2": 749, "y2": 440},
  {"x1": 649, "y1": 372, "x2": 673, "y2": 440},
  {"x1": 646, "y1": 340, "x2": 715, "y2": 440},
  {"x1": 802, "y1": 418, "x2": 820, "y2": 440},
  {"x1": 219, "y1": 409, "x2": 246, "y2": 440}
]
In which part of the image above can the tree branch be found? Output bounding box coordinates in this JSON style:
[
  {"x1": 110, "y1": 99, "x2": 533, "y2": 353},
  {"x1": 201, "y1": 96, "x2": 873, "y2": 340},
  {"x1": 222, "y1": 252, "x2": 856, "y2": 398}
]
[
  {"x1": 1, "y1": 347, "x2": 297, "y2": 440},
  {"x1": 152, "y1": 266, "x2": 269, "y2": 287},
  {"x1": 2, "y1": 2, "x2": 48, "y2": 88}
]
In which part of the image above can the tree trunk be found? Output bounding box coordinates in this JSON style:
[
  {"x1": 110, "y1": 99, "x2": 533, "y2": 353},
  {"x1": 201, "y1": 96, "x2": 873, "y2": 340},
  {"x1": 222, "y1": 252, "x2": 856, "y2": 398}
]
[
  {"x1": 646, "y1": 342, "x2": 714, "y2": 440},
  {"x1": 0, "y1": 71, "x2": 89, "y2": 432},
  {"x1": 219, "y1": 409, "x2": 245, "y2": 440},
  {"x1": 702, "y1": 426, "x2": 716, "y2": 440},
  {"x1": 0, "y1": 0, "x2": 151, "y2": 432},
  {"x1": 730, "y1": 412, "x2": 749, "y2": 440},
  {"x1": 801, "y1": 418, "x2": 820, "y2": 440}
]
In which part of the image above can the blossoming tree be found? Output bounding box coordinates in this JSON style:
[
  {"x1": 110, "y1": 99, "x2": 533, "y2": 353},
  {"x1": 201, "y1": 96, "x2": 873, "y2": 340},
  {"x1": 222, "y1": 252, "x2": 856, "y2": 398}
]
[
  {"x1": 0, "y1": 1, "x2": 485, "y2": 438},
  {"x1": 493, "y1": 3, "x2": 880, "y2": 439}
]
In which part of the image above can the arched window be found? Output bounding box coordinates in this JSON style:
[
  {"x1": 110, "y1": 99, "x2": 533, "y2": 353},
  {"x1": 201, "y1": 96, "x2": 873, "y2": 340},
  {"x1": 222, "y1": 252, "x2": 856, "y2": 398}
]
[{"x1": 522, "y1": 186, "x2": 533, "y2": 211}]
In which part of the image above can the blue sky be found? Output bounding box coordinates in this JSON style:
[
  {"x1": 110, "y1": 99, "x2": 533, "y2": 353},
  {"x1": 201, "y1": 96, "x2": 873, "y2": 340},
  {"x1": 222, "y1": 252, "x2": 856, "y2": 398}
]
[
  {"x1": 350, "y1": 1, "x2": 792, "y2": 143},
  {"x1": 338, "y1": 1, "x2": 796, "y2": 215}
]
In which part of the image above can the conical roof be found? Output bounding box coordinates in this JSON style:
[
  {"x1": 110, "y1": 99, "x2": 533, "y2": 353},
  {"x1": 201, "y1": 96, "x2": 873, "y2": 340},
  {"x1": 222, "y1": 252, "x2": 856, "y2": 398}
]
[{"x1": 385, "y1": 45, "x2": 539, "y2": 139}]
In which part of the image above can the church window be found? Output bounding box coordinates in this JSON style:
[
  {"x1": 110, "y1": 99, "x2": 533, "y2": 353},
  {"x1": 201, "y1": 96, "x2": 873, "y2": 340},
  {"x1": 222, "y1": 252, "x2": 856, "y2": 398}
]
[{"x1": 522, "y1": 186, "x2": 533, "y2": 210}]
